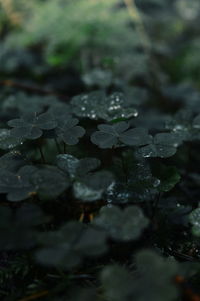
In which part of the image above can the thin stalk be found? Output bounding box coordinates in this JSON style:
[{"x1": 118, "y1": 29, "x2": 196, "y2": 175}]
[
  {"x1": 152, "y1": 192, "x2": 161, "y2": 220},
  {"x1": 54, "y1": 137, "x2": 62, "y2": 153},
  {"x1": 38, "y1": 146, "x2": 45, "y2": 163},
  {"x1": 63, "y1": 142, "x2": 66, "y2": 153},
  {"x1": 19, "y1": 290, "x2": 49, "y2": 301}
]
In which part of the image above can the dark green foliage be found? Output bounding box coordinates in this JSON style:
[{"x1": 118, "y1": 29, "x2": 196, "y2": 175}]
[
  {"x1": 35, "y1": 222, "x2": 107, "y2": 269},
  {"x1": 0, "y1": 151, "x2": 26, "y2": 172},
  {"x1": 0, "y1": 129, "x2": 23, "y2": 150},
  {"x1": 55, "y1": 117, "x2": 85, "y2": 145},
  {"x1": 8, "y1": 112, "x2": 57, "y2": 140},
  {"x1": 93, "y1": 205, "x2": 149, "y2": 241},
  {"x1": 71, "y1": 91, "x2": 138, "y2": 121},
  {"x1": 1, "y1": 1, "x2": 200, "y2": 300},
  {"x1": 30, "y1": 166, "x2": 71, "y2": 200},
  {"x1": 56, "y1": 154, "x2": 113, "y2": 201},
  {"x1": 0, "y1": 204, "x2": 46, "y2": 250},
  {"x1": 101, "y1": 250, "x2": 179, "y2": 301},
  {"x1": 56, "y1": 154, "x2": 101, "y2": 179},
  {"x1": 0, "y1": 165, "x2": 37, "y2": 202},
  {"x1": 91, "y1": 122, "x2": 151, "y2": 148},
  {"x1": 153, "y1": 164, "x2": 181, "y2": 192},
  {"x1": 137, "y1": 132, "x2": 183, "y2": 158}
]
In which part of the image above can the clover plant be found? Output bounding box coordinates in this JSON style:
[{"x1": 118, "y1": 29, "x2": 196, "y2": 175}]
[
  {"x1": 0, "y1": 86, "x2": 199, "y2": 300},
  {"x1": 1, "y1": 1, "x2": 200, "y2": 300}
]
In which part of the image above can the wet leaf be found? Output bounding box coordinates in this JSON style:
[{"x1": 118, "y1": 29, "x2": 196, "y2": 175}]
[
  {"x1": 0, "y1": 165, "x2": 37, "y2": 201},
  {"x1": 35, "y1": 222, "x2": 107, "y2": 269},
  {"x1": 91, "y1": 122, "x2": 151, "y2": 149},
  {"x1": 55, "y1": 117, "x2": 85, "y2": 145},
  {"x1": 0, "y1": 128, "x2": 24, "y2": 150},
  {"x1": 93, "y1": 205, "x2": 148, "y2": 241},
  {"x1": 8, "y1": 112, "x2": 57, "y2": 140},
  {"x1": 71, "y1": 91, "x2": 138, "y2": 121},
  {"x1": 30, "y1": 165, "x2": 70, "y2": 200},
  {"x1": 138, "y1": 132, "x2": 183, "y2": 158}
]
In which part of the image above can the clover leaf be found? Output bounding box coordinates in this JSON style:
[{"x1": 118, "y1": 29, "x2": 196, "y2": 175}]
[
  {"x1": 91, "y1": 121, "x2": 152, "y2": 149},
  {"x1": 152, "y1": 164, "x2": 181, "y2": 192},
  {"x1": 73, "y1": 170, "x2": 114, "y2": 202},
  {"x1": 0, "y1": 160, "x2": 70, "y2": 202},
  {"x1": 73, "y1": 182, "x2": 104, "y2": 202},
  {"x1": 71, "y1": 91, "x2": 138, "y2": 121},
  {"x1": 35, "y1": 222, "x2": 107, "y2": 269},
  {"x1": 81, "y1": 170, "x2": 114, "y2": 191},
  {"x1": 101, "y1": 250, "x2": 179, "y2": 301},
  {"x1": 165, "y1": 110, "x2": 192, "y2": 141},
  {"x1": 189, "y1": 208, "x2": 200, "y2": 237},
  {"x1": 138, "y1": 132, "x2": 183, "y2": 158},
  {"x1": 0, "y1": 204, "x2": 46, "y2": 250},
  {"x1": 47, "y1": 102, "x2": 72, "y2": 122},
  {"x1": 0, "y1": 151, "x2": 26, "y2": 172},
  {"x1": 56, "y1": 154, "x2": 101, "y2": 179},
  {"x1": 55, "y1": 117, "x2": 85, "y2": 145},
  {"x1": 0, "y1": 128, "x2": 24, "y2": 150},
  {"x1": 30, "y1": 165, "x2": 70, "y2": 200},
  {"x1": 100, "y1": 264, "x2": 134, "y2": 301},
  {"x1": 8, "y1": 112, "x2": 57, "y2": 140},
  {"x1": 0, "y1": 165, "x2": 37, "y2": 201},
  {"x1": 93, "y1": 205, "x2": 149, "y2": 241},
  {"x1": 106, "y1": 155, "x2": 159, "y2": 203},
  {"x1": 56, "y1": 154, "x2": 113, "y2": 201},
  {"x1": 134, "y1": 250, "x2": 179, "y2": 301}
]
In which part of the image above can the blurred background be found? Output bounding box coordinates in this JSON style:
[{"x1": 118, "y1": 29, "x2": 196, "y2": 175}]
[{"x1": 0, "y1": 0, "x2": 200, "y2": 97}]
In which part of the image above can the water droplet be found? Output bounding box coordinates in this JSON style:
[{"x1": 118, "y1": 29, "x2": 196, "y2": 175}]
[
  {"x1": 73, "y1": 182, "x2": 103, "y2": 201},
  {"x1": 142, "y1": 152, "x2": 152, "y2": 158},
  {"x1": 153, "y1": 179, "x2": 160, "y2": 187},
  {"x1": 173, "y1": 124, "x2": 184, "y2": 132},
  {"x1": 133, "y1": 110, "x2": 138, "y2": 117},
  {"x1": 8, "y1": 144, "x2": 14, "y2": 149}
]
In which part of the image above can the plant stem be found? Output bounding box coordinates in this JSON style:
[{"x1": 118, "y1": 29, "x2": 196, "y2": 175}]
[
  {"x1": 63, "y1": 142, "x2": 66, "y2": 153},
  {"x1": 39, "y1": 146, "x2": 45, "y2": 163},
  {"x1": 19, "y1": 291, "x2": 49, "y2": 301},
  {"x1": 54, "y1": 138, "x2": 62, "y2": 153},
  {"x1": 152, "y1": 192, "x2": 161, "y2": 220}
]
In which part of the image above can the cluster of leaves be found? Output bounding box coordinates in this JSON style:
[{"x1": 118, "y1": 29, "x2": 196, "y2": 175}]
[
  {"x1": 0, "y1": 83, "x2": 200, "y2": 300},
  {"x1": 1, "y1": 0, "x2": 200, "y2": 300}
]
